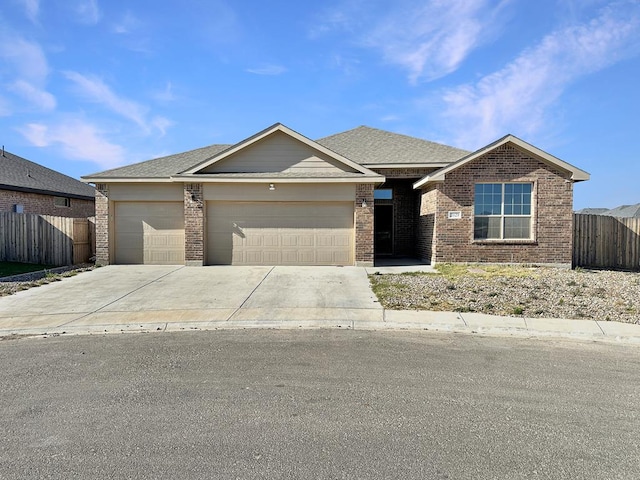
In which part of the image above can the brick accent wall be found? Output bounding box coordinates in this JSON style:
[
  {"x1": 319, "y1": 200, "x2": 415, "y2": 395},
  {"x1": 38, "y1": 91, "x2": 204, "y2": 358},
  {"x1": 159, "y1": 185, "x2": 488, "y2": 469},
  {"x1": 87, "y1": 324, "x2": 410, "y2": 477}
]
[
  {"x1": 355, "y1": 183, "x2": 374, "y2": 266},
  {"x1": 417, "y1": 185, "x2": 438, "y2": 263},
  {"x1": 426, "y1": 144, "x2": 574, "y2": 265},
  {"x1": 369, "y1": 169, "x2": 438, "y2": 258},
  {"x1": 0, "y1": 189, "x2": 95, "y2": 218},
  {"x1": 94, "y1": 184, "x2": 110, "y2": 265},
  {"x1": 184, "y1": 183, "x2": 204, "y2": 266},
  {"x1": 375, "y1": 179, "x2": 419, "y2": 256}
]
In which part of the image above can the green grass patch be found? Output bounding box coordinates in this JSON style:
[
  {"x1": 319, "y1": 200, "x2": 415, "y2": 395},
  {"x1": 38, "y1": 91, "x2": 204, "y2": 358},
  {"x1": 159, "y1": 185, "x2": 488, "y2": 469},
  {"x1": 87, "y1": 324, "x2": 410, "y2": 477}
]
[{"x1": 0, "y1": 262, "x2": 56, "y2": 278}]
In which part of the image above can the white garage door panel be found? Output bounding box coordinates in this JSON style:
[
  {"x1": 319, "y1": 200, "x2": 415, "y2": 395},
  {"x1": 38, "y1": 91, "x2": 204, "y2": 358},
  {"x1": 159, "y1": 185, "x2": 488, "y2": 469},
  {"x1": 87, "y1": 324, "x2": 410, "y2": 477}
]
[
  {"x1": 115, "y1": 202, "x2": 185, "y2": 265},
  {"x1": 207, "y1": 202, "x2": 354, "y2": 266}
]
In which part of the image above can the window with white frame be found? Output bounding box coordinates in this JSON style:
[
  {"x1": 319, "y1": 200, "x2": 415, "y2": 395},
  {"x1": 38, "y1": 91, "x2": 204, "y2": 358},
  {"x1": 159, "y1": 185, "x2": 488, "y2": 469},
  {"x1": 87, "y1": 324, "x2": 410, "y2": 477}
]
[{"x1": 474, "y1": 183, "x2": 532, "y2": 240}]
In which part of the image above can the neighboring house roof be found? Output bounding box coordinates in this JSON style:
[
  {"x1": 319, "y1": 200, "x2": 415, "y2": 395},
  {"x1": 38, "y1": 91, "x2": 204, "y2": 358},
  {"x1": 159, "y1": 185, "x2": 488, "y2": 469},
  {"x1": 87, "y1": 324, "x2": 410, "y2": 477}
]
[
  {"x1": 317, "y1": 126, "x2": 470, "y2": 168},
  {"x1": 578, "y1": 204, "x2": 640, "y2": 218},
  {"x1": 1, "y1": 149, "x2": 95, "y2": 199},
  {"x1": 414, "y1": 134, "x2": 590, "y2": 189},
  {"x1": 577, "y1": 208, "x2": 609, "y2": 215}
]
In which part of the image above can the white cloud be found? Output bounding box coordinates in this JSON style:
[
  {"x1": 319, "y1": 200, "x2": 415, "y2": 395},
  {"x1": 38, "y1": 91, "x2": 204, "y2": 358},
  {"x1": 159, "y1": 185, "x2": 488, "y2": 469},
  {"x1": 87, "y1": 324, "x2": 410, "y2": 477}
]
[
  {"x1": 0, "y1": 32, "x2": 55, "y2": 113},
  {"x1": 0, "y1": 36, "x2": 49, "y2": 83},
  {"x1": 151, "y1": 82, "x2": 177, "y2": 103},
  {"x1": 74, "y1": 0, "x2": 101, "y2": 25},
  {"x1": 64, "y1": 71, "x2": 174, "y2": 136},
  {"x1": 0, "y1": 96, "x2": 12, "y2": 116},
  {"x1": 438, "y1": 1, "x2": 640, "y2": 148},
  {"x1": 112, "y1": 11, "x2": 140, "y2": 34},
  {"x1": 9, "y1": 80, "x2": 56, "y2": 111},
  {"x1": 313, "y1": 0, "x2": 509, "y2": 83},
  {"x1": 19, "y1": 121, "x2": 125, "y2": 169},
  {"x1": 246, "y1": 64, "x2": 287, "y2": 75},
  {"x1": 64, "y1": 71, "x2": 147, "y2": 127},
  {"x1": 151, "y1": 116, "x2": 174, "y2": 136},
  {"x1": 18, "y1": 0, "x2": 40, "y2": 22}
]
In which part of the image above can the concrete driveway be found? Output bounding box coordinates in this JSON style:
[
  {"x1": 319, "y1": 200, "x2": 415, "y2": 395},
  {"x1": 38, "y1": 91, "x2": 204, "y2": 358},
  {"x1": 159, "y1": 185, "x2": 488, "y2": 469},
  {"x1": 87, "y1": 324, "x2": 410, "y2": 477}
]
[{"x1": 0, "y1": 265, "x2": 383, "y2": 333}]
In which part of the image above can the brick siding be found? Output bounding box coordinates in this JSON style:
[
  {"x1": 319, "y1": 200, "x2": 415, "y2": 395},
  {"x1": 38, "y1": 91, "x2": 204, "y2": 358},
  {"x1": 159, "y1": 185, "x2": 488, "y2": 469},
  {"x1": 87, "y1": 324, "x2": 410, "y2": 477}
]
[
  {"x1": 417, "y1": 185, "x2": 438, "y2": 263},
  {"x1": 0, "y1": 189, "x2": 95, "y2": 218},
  {"x1": 355, "y1": 183, "x2": 374, "y2": 266},
  {"x1": 184, "y1": 183, "x2": 204, "y2": 266},
  {"x1": 421, "y1": 144, "x2": 574, "y2": 265},
  {"x1": 370, "y1": 168, "x2": 438, "y2": 258},
  {"x1": 94, "y1": 184, "x2": 110, "y2": 265}
]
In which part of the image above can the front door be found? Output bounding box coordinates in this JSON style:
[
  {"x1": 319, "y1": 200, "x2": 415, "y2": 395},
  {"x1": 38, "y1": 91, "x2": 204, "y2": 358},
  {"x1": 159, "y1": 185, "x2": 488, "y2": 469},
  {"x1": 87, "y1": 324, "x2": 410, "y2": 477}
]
[{"x1": 374, "y1": 204, "x2": 393, "y2": 255}]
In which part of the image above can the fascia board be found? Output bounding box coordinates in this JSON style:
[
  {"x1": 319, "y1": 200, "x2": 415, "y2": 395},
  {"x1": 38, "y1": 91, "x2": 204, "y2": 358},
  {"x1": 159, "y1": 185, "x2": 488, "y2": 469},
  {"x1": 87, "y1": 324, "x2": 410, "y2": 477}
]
[
  {"x1": 171, "y1": 175, "x2": 385, "y2": 184},
  {"x1": 81, "y1": 177, "x2": 174, "y2": 184}
]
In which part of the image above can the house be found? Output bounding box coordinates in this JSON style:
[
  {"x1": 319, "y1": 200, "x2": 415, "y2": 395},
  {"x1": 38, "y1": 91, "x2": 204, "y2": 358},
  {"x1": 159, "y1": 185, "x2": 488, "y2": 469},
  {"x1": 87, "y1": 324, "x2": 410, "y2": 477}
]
[
  {"x1": 1, "y1": 148, "x2": 95, "y2": 218},
  {"x1": 577, "y1": 204, "x2": 640, "y2": 218},
  {"x1": 82, "y1": 123, "x2": 589, "y2": 267}
]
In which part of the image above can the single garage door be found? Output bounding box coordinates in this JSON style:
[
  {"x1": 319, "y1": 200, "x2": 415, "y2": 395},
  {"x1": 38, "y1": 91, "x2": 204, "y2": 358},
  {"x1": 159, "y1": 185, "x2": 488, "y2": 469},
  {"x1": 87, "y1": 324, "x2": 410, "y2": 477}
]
[
  {"x1": 207, "y1": 202, "x2": 354, "y2": 265},
  {"x1": 114, "y1": 202, "x2": 185, "y2": 264}
]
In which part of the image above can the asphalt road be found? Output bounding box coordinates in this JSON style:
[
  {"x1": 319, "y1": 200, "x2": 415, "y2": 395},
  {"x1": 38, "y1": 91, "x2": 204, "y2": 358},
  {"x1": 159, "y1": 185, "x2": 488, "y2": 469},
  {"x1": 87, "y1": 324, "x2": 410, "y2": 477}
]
[{"x1": 1, "y1": 330, "x2": 639, "y2": 479}]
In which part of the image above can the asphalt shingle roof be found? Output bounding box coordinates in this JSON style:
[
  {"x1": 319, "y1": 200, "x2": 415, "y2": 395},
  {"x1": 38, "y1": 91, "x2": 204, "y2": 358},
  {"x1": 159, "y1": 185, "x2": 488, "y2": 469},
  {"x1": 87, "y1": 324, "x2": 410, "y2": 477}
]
[
  {"x1": 578, "y1": 204, "x2": 640, "y2": 218},
  {"x1": 1, "y1": 150, "x2": 95, "y2": 199},
  {"x1": 316, "y1": 126, "x2": 470, "y2": 165},
  {"x1": 83, "y1": 126, "x2": 471, "y2": 179},
  {"x1": 84, "y1": 144, "x2": 231, "y2": 178}
]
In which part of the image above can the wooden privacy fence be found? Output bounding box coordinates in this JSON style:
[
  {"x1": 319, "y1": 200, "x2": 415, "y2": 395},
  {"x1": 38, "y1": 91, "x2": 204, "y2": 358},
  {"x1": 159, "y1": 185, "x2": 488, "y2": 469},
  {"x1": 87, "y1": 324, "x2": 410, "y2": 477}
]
[
  {"x1": 573, "y1": 214, "x2": 640, "y2": 270},
  {"x1": 0, "y1": 213, "x2": 95, "y2": 266}
]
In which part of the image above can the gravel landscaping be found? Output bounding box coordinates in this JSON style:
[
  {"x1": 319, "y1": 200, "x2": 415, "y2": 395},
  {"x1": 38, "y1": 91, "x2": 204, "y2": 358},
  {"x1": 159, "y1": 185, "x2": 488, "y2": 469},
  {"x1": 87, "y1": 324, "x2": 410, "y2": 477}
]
[{"x1": 370, "y1": 265, "x2": 640, "y2": 324}]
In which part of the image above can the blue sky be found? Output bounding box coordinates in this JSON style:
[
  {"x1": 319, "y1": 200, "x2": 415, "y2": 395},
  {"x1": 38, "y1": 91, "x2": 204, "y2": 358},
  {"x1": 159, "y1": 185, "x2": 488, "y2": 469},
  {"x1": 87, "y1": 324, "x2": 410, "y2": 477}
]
[{"x1": 1, "y1": 0, "x2": 639, "y2": 209}]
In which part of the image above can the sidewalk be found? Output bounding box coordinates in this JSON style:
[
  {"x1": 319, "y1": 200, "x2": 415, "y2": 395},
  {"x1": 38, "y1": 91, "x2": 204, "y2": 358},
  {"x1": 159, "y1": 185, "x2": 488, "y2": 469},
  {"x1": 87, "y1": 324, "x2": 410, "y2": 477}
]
[
  {"x1": 1, "y1": 307, "x2": 639, "y2": 345},
  {"x1": 1, "y1": 264, "x2": 638, "y2": 344}
]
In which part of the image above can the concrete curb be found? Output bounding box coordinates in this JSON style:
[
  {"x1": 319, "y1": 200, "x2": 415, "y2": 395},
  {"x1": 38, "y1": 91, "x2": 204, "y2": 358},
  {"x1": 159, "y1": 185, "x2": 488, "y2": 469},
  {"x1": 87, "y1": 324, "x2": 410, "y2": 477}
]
[{"x1": 1, "y1": 309, "x2": 639, "y2": 345}]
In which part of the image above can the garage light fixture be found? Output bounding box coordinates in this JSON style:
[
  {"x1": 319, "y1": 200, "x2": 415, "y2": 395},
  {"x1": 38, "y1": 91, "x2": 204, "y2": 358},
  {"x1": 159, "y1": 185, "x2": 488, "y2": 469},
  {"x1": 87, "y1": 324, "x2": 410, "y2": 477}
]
[
  {"x1": 269, "y1": 183, "x2": 275, "y2": 191},
  {"x1": 361, "y1": 198, "x2": 367, "y2": 208},
  {"x1": 190, "y1": 193, "x2": 203, "y2": 209}
]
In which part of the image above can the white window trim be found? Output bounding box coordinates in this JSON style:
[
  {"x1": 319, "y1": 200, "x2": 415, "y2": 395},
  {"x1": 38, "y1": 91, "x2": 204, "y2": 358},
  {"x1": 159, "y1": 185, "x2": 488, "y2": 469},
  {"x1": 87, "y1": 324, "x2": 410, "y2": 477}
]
[{"x1": 473, "y1": 182, "x2": 535, "y2": 241}]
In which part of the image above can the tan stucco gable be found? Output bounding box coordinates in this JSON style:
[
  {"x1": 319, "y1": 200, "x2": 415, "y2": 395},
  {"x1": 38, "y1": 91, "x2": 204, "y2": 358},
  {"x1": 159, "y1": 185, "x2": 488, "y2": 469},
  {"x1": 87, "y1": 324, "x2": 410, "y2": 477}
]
[{"x1": 413, "y1": 134, "x2": 590, "y2": 189}]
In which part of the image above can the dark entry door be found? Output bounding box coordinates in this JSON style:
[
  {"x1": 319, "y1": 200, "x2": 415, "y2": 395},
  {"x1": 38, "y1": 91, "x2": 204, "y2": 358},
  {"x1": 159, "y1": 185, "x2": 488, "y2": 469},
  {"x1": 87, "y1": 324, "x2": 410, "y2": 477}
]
[{"x1": 374, "y1": 205, "x2": 393, "y2": 255}]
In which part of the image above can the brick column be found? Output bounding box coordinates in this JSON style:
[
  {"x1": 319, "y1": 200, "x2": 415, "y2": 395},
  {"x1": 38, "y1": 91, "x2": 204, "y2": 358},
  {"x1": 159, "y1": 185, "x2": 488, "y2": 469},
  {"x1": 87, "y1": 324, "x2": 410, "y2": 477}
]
[
  {"x1": 355, "y1": 183, "x2": 374, "y2": 266},
  {"x1": 94, "y1": 184, "x2": 110, "y2": 265},
  {"x1": 184, "y1": 183, "x2": 204, "y2": 266}
]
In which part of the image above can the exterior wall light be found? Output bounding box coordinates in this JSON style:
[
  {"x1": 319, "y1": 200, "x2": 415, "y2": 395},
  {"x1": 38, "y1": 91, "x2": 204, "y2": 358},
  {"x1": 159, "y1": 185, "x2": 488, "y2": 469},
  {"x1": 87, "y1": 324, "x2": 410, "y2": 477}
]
[{"x1": 269, "y1": 183, "x2": 275, "y2": 191}]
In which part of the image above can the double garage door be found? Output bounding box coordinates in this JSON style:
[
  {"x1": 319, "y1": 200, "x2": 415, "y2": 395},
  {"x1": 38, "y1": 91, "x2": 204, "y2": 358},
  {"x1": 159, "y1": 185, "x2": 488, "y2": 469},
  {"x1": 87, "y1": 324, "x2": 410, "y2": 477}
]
[
  {"x1": 207, "y1": 202, "x2": 354, "y2": 266},
  {"x1": 113, "y1": 201, "x2": 354, "y2": 266}
]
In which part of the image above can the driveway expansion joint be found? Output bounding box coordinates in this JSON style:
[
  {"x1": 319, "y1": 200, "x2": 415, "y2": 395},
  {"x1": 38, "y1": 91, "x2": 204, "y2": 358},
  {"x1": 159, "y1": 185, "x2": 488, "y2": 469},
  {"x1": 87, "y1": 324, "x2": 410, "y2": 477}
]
[
  {"x1": 57, "y1": 266, "x2": 185, "y2": 327},
  {"x1": 227, "y1": 266, "x2": 275, "y2": 321}
]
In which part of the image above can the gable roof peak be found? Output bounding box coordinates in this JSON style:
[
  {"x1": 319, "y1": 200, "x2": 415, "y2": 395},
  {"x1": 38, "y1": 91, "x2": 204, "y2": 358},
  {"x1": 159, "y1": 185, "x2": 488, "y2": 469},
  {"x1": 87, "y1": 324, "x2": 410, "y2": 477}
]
[{"x1": 413, "y1": 134, "x2": 590, "y2": 189}]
